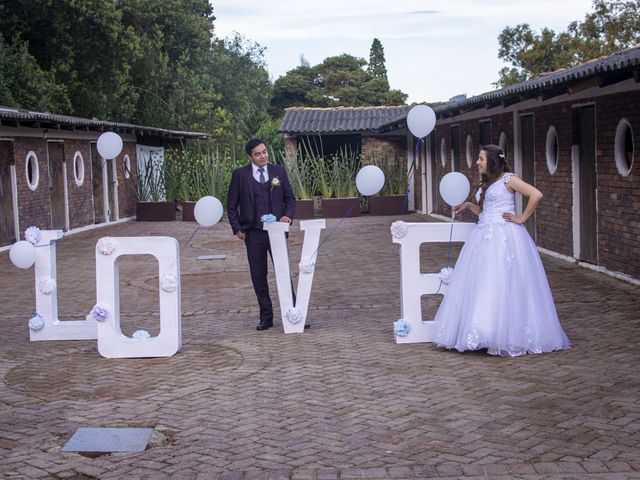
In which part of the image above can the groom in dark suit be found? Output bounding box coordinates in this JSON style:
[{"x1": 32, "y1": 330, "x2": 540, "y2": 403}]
[{"x1": 227, "y1": 139, "x2": 296, "y2": 330}]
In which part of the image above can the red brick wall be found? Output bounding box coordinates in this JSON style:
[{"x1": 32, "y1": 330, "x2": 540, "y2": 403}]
[
  {"x1": 117, "y1": 143, "x2": 138, "y2": 218},
  {"x1": 431, "y1": 89, "x2": 640, "y2": 278},
  {"x1": 14, "y1": 138, "x2": 52, "y2": 232},
  {"x1": 361, "y1": 135, "x2": 407, "y2": 165},
  {"x1": 595, "y1": 90, "x2": 640, "y2": 277},
  {"x1": 521, "y1": 103, "x2": 574, "y2": 257},
  {"x1": 64, "y1": 140, "x2": 95, "y2": 229}
]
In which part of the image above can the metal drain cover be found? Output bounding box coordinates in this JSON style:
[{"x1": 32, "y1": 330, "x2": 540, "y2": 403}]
[{"x1": 62, "y1": 427, "x2": 154, "y2": 453}]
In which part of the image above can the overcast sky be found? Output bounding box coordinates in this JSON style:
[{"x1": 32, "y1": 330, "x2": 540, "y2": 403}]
[{"x1": 211, "y1": 0, "x2": 595, "y2": 103}]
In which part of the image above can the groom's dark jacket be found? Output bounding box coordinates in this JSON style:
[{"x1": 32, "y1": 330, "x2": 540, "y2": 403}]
[{"x1": 227, "y1": 163, "x2": 296, "y2": 235}]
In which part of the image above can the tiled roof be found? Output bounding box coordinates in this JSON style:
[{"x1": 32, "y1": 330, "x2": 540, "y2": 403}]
[
  {"x1": 434, "y1": 45, "x2": 640, "y2": 114},
  {"x1": 0, "y1": 105, "x2": 209, "y2": 139},
  {"x1": 278, "y1": 105, "x2": 411, "y2": 134}
]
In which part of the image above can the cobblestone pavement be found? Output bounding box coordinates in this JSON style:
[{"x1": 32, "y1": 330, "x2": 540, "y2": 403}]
[{"x1": 1, "y1": 215, "x2": 639, "y2": 479}]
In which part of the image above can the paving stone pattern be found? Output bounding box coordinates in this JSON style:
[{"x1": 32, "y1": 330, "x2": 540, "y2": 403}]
[{"x1": 1, "y1": 215, "x2": 639, "y2": 479}]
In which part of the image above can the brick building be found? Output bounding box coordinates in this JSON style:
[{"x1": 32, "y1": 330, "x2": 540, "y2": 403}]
[
  {"x1": 394, "y1": 47, "x2": 640, "y2": 282},
  {"x1": 279, "y1": 47, "x2": 640, "y2": 282},
  {"x1": 0, "y1": 106, "x2": 207, "y2": 248}
]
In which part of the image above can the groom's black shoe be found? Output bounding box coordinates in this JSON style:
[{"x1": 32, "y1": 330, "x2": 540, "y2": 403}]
[
  {"x1": 256, "y1": 320, "x2": 273, "y2": 331},
  {"x1": 304, "y1": 323, "x2": 310, "y2": 329}
]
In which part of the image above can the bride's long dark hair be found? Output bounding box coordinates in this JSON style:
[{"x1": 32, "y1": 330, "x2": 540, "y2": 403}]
[{"x1": 477, "y1": 144, "x2": 511, "y2": 212}]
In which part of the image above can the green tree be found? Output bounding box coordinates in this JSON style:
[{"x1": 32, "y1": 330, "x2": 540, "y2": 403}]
[
  {"x1": 367, "y1": 38, "x2": 388, "y2": 78},
  {"x1": 208, "y1": 34, "x2": 272, "y2": 144},
  {"x1": 496, "y1": 0, "x2": 640, "y2": 87},
  {"x1": 269, "y1": 49, "x2": 407, "y2": 115},
  {"x1": 0, "y1": 35, "x2": 70, "y2": 112}
]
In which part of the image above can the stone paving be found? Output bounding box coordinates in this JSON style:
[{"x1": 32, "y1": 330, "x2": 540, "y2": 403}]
[{"x1": 0, "y1": 214, "x2": 639, "y2": 480}]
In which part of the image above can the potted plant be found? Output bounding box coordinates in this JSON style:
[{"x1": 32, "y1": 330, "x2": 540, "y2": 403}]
[
  {"x1": 368, "y1": 153, "x2": 408, "y2": 216},
  {"x1": 280, "y1": 151, "x2": 316, "y2": 219},
  {"x1": 318, "y1": 146, "x2": 361, "y2": 218},
  {"x1": 136, "y1": 153, "x2": 177, "y2": 221}
]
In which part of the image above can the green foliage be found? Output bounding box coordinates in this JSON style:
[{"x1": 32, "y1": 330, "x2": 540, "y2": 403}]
[
  {"x1": 328, "y1": 146, "x2": 360, "y2": 198},
  {"x1": 367, "y1": 38, "x2": 388, "y2": 78},
  {"x1": 278, "y1": 151, "x2": 316, "y2": 200},
  {"x1": 495, "y1": 0, "x2": 640, "y2": 87},
  {"x1": 164, "y1": 144, "x2": 245, "y2": 207},
  {"x1": 371, "y1": 154, "x2": 407, "y2": 196},
  {"x1": 270, "y1": 42, "x2": 408, "y2": 115},
  {"x1": 0, "y1": 0, "x2": 271, "y2": 146},
  {"x1": 0, "y1": 35, "x2": 70, "y2": 112},
  {"x1": 136, "y1": 156, "x2": 165, "y2": 202}
]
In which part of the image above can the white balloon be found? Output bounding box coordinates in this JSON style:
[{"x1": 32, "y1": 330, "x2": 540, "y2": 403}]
[
  {"x1": 194, "y1": 196, "x2": 223, "y2": 227},
  {"x1": 439, "y1": 172, "x2": 471, "y2": 207},
  {"x1": 356, "y1": 165, "x2": 385, "y2": 196},
  {"x1": 9, "y1": 240, "x2": 36, "y2": 269},
  {"x1": 97, "y1": 132, "x2": 123, "y2": 159},
  {"x1": 407, "y1": 104, "x2": 436, "y2": 138}
]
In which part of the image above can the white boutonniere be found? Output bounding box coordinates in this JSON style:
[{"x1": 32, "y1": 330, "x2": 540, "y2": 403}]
[{"x1": 270, "y1": 176, "x2": 280, "y2": 190}]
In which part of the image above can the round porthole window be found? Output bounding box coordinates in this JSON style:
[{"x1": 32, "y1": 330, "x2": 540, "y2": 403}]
[
  {"x1": 466, "y1": 134, "x2": 473, "y2": 168},
  {"x1": 615, "y1": 118, "x2": 634, "y2": 176},
  {"x1": 25, "y1": 151, "x2": 39, "y2": 190},
  {"x1": 73, "y1": 151, "x2": 85, "y2": 186},
  {"x1": 546, "y1": 126, "x2": 559, "y2": 174}
]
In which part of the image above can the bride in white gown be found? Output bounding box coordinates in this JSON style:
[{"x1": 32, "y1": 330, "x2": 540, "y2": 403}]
[{"x1": 434, "y1": 144, "x2": 570, "y2": 356}]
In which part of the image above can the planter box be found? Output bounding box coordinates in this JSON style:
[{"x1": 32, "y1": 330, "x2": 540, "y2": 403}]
[
  {"x1": 136, "y1": 201, "x2": 176, "y2": 221},
  {"x1": 369, "y1": 194, "x2": 407, "y2": 216},
  {"x1": 182, "y1": 201, "x2": 196, "y2": 222},
  {"x1": 295, "y1": 199, "x2": 315, "y2": 219},
  {"x1": 321, "y1": 197, "x2": 361, "y2": 218}
]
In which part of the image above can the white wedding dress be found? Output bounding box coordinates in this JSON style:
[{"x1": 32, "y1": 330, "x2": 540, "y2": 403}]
[{"x1": 434, "y1": 173, "x2": 570, "y2": 356}]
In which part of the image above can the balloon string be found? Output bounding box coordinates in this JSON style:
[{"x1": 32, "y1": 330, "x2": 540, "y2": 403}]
[
  {"x1": 401, "y1": 137, "x2": 424, "y2": 215},
  {"x1": 435, "y1": 210, "x2": 456, "y2": 295},
  {"x1": 184, "y1": 227, "x2": 200, "y2": 250},
  {"x1": 304, "y1": 196, "x2": 359, "y2": 262}
]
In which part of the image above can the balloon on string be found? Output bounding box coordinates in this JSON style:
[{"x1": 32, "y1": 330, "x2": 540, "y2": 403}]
[
  {"x1": 407, "y1": 104, "x2": 436, "y2": 138},
  {"x1": 439, "y1": 172, "x2": 471, "y2": 207},
  {"x1": 194, "y1": 196, "x2": 223, "y2": 227},
  {"x1": 97, "y1": 132, "x2": 123, "y2": 159},
  {"x1": 9, "y1": 240, "x2": 36, "y2": 269},
  {"x1": 355, "y1": 165, "x2": 385, "y2": 196}
]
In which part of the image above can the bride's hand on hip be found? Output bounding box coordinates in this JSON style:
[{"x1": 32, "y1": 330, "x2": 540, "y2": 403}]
[{"x1": 502, "y1": 212, "x2": 524, "y2": 224}]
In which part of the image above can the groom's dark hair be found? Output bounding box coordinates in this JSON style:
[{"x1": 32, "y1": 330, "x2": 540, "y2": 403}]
[{"x1": 245, "y1": 138, "x2": 266, "y2": 155}]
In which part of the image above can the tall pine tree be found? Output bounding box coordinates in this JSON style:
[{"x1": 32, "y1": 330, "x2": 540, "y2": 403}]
[{"x1": 367, "y1": 38, "x2": 388, "y2": 78}]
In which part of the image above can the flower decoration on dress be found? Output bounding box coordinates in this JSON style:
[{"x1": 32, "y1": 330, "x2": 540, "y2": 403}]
[
  {"x1": 28, "y1": 312, "x2": 45, "y2": 332},
  {"x1": 133, "y1": 330, "x2": 151, "y2": 340},
  {"x1": 96, "y1": 237, "x2": 117, "y2": 256},
  {"x1": 38, "y1": 278, "x2": 57, "y2": 295},
  {"x1": 25, "y1": 226, "x2": 41, "y2": 246},
  {"x1": 160, "y1": 273, "x2": 178, "y2": 293},
  {"x1": 90, "y1": 304, "x2": 109, "y2": 322},
  {"x1": 390, "y1": 221, "x2": 408, "y2": 240},
  {"x1": 299, "y1": 261, "x2": 315, "y2": 274},
  {"x1": 270, "y1": 176, "x2": 281, "y2": 190},
  {"x1": 393, "y1": 319, "x2": 411, "y2": 337},
  {"x1": 261, "y1": 214, "x2": 277, "y2": 224},
  {"x1": 284, "y1": 307, "x2": 305, "y2": 325},
  {"x1": 438, "y1": 267, "x2": 454, "y2": 285}
]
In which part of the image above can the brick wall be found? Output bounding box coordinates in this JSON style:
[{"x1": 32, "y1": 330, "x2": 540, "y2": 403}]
[
  {"x1": 522, "y1": 103, "x2": 574, "y2": 257},
  {"x1": 63, "y1": 140, "x2": 95, "y2": 229},
  {"x1": 117, "y1": 143, "x2": 138, "y2": 218},
  {"x1": 361, "y1": 135, "x2": 406, "y2": 165},
  {"x1": 595, "y1": 90, "x2": 640, "y2": 278},
  {"x1": 431, "y1": 89, "x2": 640, "y2": 279},
  {"x1": 14, "y1": 137, "x2": 52, "y2": 232}
]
